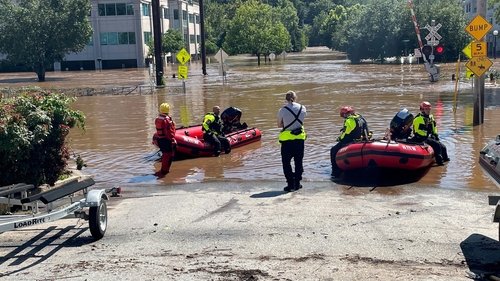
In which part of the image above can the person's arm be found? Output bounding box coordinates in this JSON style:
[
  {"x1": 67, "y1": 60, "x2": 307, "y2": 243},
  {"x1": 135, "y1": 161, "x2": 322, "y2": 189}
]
[{"x1": 277, "y1": 109, "x2": 284, "y2": 128}]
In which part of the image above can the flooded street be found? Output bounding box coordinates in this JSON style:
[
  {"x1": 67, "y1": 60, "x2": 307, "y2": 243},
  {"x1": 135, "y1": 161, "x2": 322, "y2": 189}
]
[{"x1": 3, "y1": 48, "x2": 499, "y2": 190}]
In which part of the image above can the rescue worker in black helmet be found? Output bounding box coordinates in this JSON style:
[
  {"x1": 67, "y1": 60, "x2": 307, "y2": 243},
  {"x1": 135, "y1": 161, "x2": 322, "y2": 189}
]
[
  {"x1": 330, "y1": 106, "x2": 370, "y2": 178},
  {"x1": 203, "y1": 106, "x2": 231, "y2": 156},
  {"x1": 411, "y1": 101, "x2": 449, "y2": 165},
  {"x1": 154, "y1": 102, "x2": 176, "y2": 178}
]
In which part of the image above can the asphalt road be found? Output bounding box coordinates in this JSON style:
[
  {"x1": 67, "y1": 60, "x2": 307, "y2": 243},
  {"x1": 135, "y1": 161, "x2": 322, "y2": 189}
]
[{"x1": 1, "y1": 180, "x2": 499, "y2": 280}]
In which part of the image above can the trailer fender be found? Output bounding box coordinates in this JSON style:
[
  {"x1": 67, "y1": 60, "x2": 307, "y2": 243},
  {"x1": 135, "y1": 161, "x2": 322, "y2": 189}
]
[{"x1": 84, "y1": 189, "x2": 108, "y2": 208}]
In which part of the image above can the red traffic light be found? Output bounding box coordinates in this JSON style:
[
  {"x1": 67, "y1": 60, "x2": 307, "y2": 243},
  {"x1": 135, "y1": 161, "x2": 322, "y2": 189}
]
[{"x1": 435, "y1": 44, "x2": 444, "y2": 55}]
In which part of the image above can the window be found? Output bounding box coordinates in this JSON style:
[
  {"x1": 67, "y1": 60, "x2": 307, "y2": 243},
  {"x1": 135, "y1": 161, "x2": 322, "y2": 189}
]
[
  {"x1": 183, "y1": 10, "x2": 188, "y2": 21},
  {"x1": 127, "y1": 4, "x2": 134, "y2": 15},
  {"x1": 189, "y1": 35, "x2": 195, "y2": 43},
  {"x1": 116, "y1": 3, "x2": 126, "y2": 15},
  {"x1": 98, "y1": 3, "x2": 134, "y2": 16},
  {"x1": 197, "y1": 35, "x2": 201, "y2": 42},
  {"x1": 142, "y1": 3, "x2": 150, "y2": 16},
  {"x1": 107, "y1": 32, "x2": 118, "y2": 45},
  {"x1": 189, "y1": 13, "x2": 194, "y2": 23},
  {"x1": 105, "y1": 3, "x2": 116, "y2": 16},
  {"x1": 144, "y1": 32, "x2": 152, "y2": 44},
  {"x1": 119, "y1": 32, "x2": 129, "y2": 44},
  {"x1": 98, "y1": 4, "x2": 105, "y2": 16},
  {"x1": 100, "y1": 32, "x2": 136, "y2": 45},
  {"x1": 195, "y1": 14, "x2": 199, "y2": 24},
  {"x1": 163, "y1": 8, "x2": 169, "y2": 19},
  {"x1": 173, "y1": 9, "x2": 179, "y2": 20},
  {"x1": 128, "y1": 32, "x2": 136, "y2": 44}
]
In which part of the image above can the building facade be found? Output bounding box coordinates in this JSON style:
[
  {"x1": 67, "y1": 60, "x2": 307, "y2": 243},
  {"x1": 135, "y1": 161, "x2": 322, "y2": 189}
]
[{"x1": 60, "y1": 0, "x2": 200, "y2": 71}]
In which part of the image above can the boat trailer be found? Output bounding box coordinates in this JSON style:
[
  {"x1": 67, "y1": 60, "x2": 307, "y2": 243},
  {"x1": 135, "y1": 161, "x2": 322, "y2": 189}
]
[
  {"x1": 489, "y1": 196, "x2": 500, "y2": 241},
  {"x1": 0, "y1": 176, "x2": 115, "y2": 240}
]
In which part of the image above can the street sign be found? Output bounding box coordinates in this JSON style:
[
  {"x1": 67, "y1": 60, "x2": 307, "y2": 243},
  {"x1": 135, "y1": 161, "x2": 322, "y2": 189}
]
[
  {"x1": 465, "y1": 15, "x2": 492, "y2": 40},
  {"x1": 462, "y1": 42, "x2": 472, "y2": 59},
  {"x1": 414, "y1": 48, "x2": 422, "y2": 58},
  {"x1": 471, "y1": 41, "x2": 487, "y2": 57},
  {"x1": 215, "y1": 48, "x2": 229, "y2": 63},
  {"x1": 177, "y1": 65, "x2": 188, "y2": 79},
  {"x1": 465, "y1": 56, "x2": 493, "y2": 77},
  {"x1": 176, "y1": 48, "x2": 191, "y2": 65}
]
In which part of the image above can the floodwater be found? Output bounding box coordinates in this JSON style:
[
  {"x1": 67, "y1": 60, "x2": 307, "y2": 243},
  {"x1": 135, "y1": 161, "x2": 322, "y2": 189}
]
[{"x1": 5, "y1": 47, "x2": 499, "y2": 190}]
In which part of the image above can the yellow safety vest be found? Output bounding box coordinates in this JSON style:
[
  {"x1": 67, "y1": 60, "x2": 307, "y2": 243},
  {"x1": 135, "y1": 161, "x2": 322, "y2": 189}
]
[
  {"x1": 279, "y1": 126, "x2": 307, "y2": 142},
  {"x1": 413, "y1": 113, "x2": 438, "y2": 138}
]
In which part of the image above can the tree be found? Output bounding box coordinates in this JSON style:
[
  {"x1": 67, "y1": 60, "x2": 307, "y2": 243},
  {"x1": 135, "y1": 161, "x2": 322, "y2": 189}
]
[
  {"x1": 224, "y1": 0, "x2": 291, "y2": 65},
  {"x1": 0, "y1": 0, "x2": 92, "y2": 82},
  {"x1": 162, "y1": 29, "x2": 184, "y2": 54}
]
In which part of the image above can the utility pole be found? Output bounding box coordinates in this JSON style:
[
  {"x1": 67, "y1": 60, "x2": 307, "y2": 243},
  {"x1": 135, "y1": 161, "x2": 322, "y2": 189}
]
[
  {"x1": 152, "y1": 0, "x2": 164, "y2": 86},
  {"x1": 199, "y1": 0, "x2": 207, "y2": 75},
  {"x1": 473, "y1": 0, "x2": 486, "y2": 125}
]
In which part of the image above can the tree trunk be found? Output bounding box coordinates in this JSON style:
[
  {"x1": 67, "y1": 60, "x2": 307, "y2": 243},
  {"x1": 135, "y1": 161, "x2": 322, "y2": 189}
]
[
  {"x1": 35, "y1": 63, "x2": 46, "y2": 82},
  {"x1": 257, "y1": 54, "x2": 261, "y2": 66}
]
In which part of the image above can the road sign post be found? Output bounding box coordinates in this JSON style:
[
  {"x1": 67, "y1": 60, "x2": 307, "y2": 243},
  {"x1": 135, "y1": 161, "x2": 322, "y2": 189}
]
[{"x1": 465, "y1": 9, "x2": 490, "y2": 125}]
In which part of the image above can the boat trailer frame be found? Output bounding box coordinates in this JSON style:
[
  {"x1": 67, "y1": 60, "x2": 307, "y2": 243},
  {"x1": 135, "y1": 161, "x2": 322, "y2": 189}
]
[
  {"x1": 489, "y1": 195, "x2": 500, "y2": 241},
  {"x1": 0, "y1": 177, "x2": 110, "y2": 240}
]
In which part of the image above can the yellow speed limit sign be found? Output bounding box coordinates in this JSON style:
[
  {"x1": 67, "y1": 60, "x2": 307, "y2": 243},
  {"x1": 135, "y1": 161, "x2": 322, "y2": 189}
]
[
  {"x1": 178, "y1": 65, "x2": 188, "y2": 79},
  {"x1": 471, "y1": 41, "x2": 487, "y2": 57}
]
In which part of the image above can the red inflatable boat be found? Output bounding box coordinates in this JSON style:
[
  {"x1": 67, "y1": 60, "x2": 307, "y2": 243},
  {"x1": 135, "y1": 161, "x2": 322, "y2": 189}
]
[
  {"x1": 169, "y1": 125, "x2": 262, "y2": 158},
  {"x1": 335, "y1": 140, "x2": 435, "y2": 171}
]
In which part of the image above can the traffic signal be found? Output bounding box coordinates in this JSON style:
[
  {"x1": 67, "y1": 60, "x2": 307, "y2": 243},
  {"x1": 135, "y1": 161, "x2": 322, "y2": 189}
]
[
  {"x1": 435, "y1": 44, "x2": 444, "y2": 55},
  {"x1": 422, "y1": 45, "x2": 432, "y2": 57}
]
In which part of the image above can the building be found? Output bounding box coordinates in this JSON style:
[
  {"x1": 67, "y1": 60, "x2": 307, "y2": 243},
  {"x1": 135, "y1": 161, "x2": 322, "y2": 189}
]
[
  {"x1": 463, "y1": 0, "x2": 499, "y2": 58},
  {"x1": 60, "y1": 0, "x2": 200, "y2": 71}
]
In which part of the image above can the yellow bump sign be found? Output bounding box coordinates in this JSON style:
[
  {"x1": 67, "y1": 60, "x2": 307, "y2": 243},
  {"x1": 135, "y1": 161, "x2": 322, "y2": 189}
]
[
  {"x1": 465, "y1": 56, "x2": 493, "y2": 77},
  {"x1": 465, "y1": 15, "x2": 492, "y2": 41}
]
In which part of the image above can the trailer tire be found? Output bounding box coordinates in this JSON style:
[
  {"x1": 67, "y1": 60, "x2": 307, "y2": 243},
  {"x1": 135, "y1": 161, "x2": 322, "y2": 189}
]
[{"x1": 89, "y1": 198, "x2": 107, "y2": 240}]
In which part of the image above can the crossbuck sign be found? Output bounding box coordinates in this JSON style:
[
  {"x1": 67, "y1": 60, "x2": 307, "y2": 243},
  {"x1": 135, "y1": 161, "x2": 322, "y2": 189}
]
[{"x1": 424, "y1": 23, "x2": 442, "y2": 46}]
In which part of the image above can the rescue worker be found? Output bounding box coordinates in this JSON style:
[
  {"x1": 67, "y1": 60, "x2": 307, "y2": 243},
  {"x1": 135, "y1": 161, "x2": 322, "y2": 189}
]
[
  {"x1": 330, "y1": 106, "x2": 370, "y2": 178},
  {"x1": 277, "y1": 90, "x2": 307, "y2": 192},
  {"x1": 411, "y1": 101, "x2": 449, "y2": 165},
  {"x1": 203, "y1": 106, "x2": 231, "y2": 156},
  {"x1": 154, "y1": 103, "x2": 176, "y2": 178}
]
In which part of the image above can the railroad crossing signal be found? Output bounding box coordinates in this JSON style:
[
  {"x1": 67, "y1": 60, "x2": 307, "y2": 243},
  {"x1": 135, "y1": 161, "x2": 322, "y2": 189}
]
[
  {"x1": 465, "y1": 56, "x2": 493, "y2": 77},
  {"x1": 176, "y1": 48, "x2": 191, "y2": 65},
  {"x1": 424, "y1": 23, "x2": 442, "y2": 46},
  {"x1": 465, "y1": 15, "x2": 492, "y2": 40}
]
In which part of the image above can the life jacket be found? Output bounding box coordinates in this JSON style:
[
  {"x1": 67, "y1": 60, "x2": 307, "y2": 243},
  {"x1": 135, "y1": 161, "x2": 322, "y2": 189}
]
[
  {"x1": 202, "y1": 112, "x2": 223, "y2": 135},
  {"x1": 155, "y1": 114, "x2": 176, "y2": 140},
  {"x1": 338, "y1": 114, "x2": 369, "y2": 143},
  {"x1": 279, "y1": 105, "x2": 306, "y2": 142},
  {"x1": 413, "y1": 113, "x2": 437, "y2": 141}
]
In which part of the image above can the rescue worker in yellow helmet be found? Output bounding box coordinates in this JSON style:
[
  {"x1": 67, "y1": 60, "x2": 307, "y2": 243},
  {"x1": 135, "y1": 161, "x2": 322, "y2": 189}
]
[
  {"x1": 154, "y1": 103, "x2": 176, "y2": 178},
  {"x1": 202, "y1": 106, "x2": 230, "y2": 156},
  {"x1": 411, "y1": 101, "x2": 449, "y2": 165},
  {"x1": 277, "y1": 90, "x2": 307, "y2": 192},
  {"x1": 330, "y1": 106, "x2": 370, "y2": 178}
]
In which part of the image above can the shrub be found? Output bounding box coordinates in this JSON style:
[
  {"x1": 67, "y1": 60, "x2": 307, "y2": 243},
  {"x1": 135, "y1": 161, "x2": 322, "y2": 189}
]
[{"x1": 0, "y1": 91, "x2": 85, "y2": 187}]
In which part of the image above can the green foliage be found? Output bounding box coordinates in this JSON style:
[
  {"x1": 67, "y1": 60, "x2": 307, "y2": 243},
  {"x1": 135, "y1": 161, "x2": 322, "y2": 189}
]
[
  {"x1": 162, "y1": 29, "x2": 185, "y2": 54},
  {"x1": 224, "y1": 0, "x2": 291, "y2": 62},
  {"x1": 0, "y1": 91, "x2": 85, "y2": 187},
  {"x1": 0, "y1": 0, "x2": 92, "y2": 82}
]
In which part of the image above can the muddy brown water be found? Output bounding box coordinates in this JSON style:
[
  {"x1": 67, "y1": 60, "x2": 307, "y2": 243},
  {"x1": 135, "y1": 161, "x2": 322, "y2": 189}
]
[{"x1": 1, "y1": 47, "x2": 499, "y2": 190}]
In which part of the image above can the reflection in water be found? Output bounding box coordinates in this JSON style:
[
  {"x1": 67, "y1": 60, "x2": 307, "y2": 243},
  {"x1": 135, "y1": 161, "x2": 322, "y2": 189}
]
[{"x1": 67, "y1": 48, "x2": 500, "y2": 190}]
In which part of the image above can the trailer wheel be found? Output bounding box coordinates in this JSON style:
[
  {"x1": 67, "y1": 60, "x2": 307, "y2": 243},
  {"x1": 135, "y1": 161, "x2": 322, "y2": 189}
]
[{"x1": 89, "y1": 198, "x2": 107, "y2": 240}]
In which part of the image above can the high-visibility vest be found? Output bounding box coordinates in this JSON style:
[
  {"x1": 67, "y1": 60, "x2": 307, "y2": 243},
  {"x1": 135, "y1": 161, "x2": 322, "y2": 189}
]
[
  {"x1": 202, "y1": 112, "x2": 222, "y2": 135},
  {"x1": 413, "y1": 113, "x2": 437, "y2": 139},
  {"x1": 279, "y1": 126, "x2": 306, "y2": 142}
]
